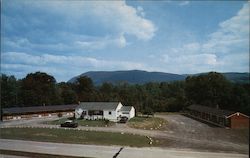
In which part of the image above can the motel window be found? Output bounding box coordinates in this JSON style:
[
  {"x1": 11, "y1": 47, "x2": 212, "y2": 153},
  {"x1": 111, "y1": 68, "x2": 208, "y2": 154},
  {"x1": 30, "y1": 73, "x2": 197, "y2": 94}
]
[{"x1": 109, "y1": 111, "x2": 112, "y2": 115}]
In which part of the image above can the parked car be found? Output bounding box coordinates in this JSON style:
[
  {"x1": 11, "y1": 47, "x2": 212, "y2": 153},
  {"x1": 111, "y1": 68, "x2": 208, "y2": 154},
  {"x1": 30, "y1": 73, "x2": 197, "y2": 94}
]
[
  {"x1": 119, "y1": 116, "x2": 128, "y2": 123},
  {"x1": 60, "y1": 120, "x2": 78, "y2": 128}
]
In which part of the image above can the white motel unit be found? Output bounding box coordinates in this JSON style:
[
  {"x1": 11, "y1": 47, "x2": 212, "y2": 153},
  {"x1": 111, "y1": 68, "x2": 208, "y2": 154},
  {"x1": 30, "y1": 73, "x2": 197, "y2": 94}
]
[{"x1": 75, "y1": 102, "x2": 135, "y2": 122}]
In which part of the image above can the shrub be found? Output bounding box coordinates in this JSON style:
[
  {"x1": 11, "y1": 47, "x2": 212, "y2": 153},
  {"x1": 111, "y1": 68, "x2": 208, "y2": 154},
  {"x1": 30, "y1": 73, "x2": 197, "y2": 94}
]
[
  {"x1": 104, "y1": 119, "x2": 110, "y2": 125},
  {"x1": 57, "y1": 113, "x2": 63, "y2": 117}
]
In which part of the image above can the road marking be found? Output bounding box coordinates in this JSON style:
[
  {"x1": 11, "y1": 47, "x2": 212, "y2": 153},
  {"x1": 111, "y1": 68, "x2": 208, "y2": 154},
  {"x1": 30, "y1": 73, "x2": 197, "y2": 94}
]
[{"x1": 113, "y1": 147, "x2": 124, "y2": 158}]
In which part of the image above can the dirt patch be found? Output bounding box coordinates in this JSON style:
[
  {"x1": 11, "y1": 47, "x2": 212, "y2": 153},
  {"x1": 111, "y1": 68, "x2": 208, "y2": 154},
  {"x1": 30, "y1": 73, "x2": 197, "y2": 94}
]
[
  {"x1": 127, "y1": 117, "x2": 167, "y2": 130},
  {"x1": 156, "y1": 114, "x2": 249, "y2": 154}
]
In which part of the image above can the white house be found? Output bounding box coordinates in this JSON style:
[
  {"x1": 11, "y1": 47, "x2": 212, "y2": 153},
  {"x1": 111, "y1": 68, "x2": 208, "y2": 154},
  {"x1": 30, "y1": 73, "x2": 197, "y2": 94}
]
[{"x1": 75, "y1": 102, "x2": 135, "y2": 122}]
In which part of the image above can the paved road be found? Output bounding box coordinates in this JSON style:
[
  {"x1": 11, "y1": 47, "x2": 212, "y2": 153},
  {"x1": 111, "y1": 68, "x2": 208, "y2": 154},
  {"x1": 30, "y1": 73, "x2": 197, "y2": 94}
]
[
  {"x1": 0, "y1": 155, "x2": 28, "y2": 158},
  {"x1": 0, "y1": 139, "x2": 248, "y2": 158}
]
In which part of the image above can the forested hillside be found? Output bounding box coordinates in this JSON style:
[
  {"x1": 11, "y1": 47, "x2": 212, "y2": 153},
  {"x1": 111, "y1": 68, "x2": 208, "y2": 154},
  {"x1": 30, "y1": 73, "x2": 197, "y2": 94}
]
[
  {"x1": 68, "y1": 70, "x2": 249, "y2": 85},
  {"x1": 1, "y1": 71, "x2": 249, "y2": 115}
]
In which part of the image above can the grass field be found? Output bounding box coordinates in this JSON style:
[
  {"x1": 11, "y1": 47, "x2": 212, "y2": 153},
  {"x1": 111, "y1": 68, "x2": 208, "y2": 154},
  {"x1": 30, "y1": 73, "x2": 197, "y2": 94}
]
[
  {"x1": 127, "y1": 116, "x2": 167, "y2": 130},
  {"x1": 0, "y1": 127, "x2": 158, "y2": 147},
  {"x1": 44, "y1": 117, "x2": 114, "y2": 127}
]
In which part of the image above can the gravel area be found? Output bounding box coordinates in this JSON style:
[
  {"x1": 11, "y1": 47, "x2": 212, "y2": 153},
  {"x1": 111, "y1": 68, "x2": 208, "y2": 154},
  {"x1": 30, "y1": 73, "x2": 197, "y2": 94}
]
[{"x1": 156, "y1": 114, "x2": 249, "y2": 153}]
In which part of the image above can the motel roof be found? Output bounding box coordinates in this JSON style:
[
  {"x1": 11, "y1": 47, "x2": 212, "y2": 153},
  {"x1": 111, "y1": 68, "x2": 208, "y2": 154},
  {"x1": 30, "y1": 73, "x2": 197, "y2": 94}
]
[
  {"x1": 3, "y1": 104, "x2": 78, "y2": 115},
  {"x1": 77, "y1": 102, "x2": 121, "y2": 111},
  {"x1": 187, "y1": 104, "x2": 235, "y2": 117}
]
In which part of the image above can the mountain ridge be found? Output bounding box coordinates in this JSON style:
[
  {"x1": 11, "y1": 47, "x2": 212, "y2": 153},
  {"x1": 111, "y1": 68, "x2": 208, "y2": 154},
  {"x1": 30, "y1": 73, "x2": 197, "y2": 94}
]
[{"x1": 68, "y1": 70, "x2": 249, "y2": 85}]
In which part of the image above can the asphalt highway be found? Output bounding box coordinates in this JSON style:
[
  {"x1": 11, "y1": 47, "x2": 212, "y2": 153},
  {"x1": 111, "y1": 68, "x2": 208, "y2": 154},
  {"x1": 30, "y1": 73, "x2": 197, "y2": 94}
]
[{"x1": 0, "y1": 139, "x2": 248, "y2": 158}]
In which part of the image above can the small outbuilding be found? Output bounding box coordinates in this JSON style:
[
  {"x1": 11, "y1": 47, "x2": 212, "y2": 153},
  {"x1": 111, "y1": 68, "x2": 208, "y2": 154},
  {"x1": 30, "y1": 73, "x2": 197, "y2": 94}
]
[
  {"x1": 120, "y1": 106, "x2": 135, "y2": 119},
  {"x1": 186, "y1": 104, "x2": 249, "y2": 129},
  {"x1": 75, "y1": 102, "x2": 135, "y2": 122},
  {"x1": 226, "y1": 112, "x2": 250, "y2": 129}
]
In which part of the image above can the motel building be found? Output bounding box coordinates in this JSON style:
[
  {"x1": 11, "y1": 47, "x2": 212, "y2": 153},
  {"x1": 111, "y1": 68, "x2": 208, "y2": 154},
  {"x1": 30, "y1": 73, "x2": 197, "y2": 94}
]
[
  {"x1": 2, "y1": 102, "x2": 135, "y2": 122},
  {"x1": 75, "y1": 102, "x2": 135, "y2": 122},
  {"x1": 2, "y1": 104, "x2": 77, "y2": 120},
  {"x1": 186, "y1": 104, "x2": 249, "y2": 129}
]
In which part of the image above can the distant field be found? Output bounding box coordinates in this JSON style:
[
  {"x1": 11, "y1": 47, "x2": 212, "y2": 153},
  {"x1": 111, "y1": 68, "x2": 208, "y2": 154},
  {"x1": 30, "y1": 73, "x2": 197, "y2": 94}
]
[
  {"x1": 44, "y1": 118, "x2": 114, "y2": 127},
  {"x1": 128, "y1": 116, "x2": 167, "y2": 130},
  {"x1": 1, "y1": 127, "x2": 157, "y2": 147}
]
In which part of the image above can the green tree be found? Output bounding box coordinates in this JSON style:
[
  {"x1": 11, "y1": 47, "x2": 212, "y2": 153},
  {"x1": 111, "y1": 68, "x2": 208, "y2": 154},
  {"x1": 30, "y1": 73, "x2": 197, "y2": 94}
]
[
  {"x1": 0, "y1": 74, "x2": 19, "y2": 107},
  {"x1": 74, "y1": 76, "x2": 95, "y2": 101},
  {"x1": 20, "y1": 72, "x2": 61, "y2": 106},
  {"x1": 99, "y1": 82, "x2": 114, "y2": 101},
  {"x1": 227, "y1": 84, "x2": 250, "y2": 115},
  {"x1": 58, "y1": 82, "x2": 77, "y2": 104},
  {"x1": 185, "y1": 72, "x2": 232, "y2": 108}
]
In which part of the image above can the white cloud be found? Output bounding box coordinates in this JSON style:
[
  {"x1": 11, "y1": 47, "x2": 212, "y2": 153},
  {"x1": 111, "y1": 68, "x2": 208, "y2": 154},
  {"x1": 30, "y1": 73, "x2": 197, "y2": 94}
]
[
  {"x1": 137, "y1": 6, "x2": 145, "y2": 17},
  {"x1": 4, "y1": 34, "x2": 127, "y2": 53},
  {"x1": 74, "y1": 34, "x2": 127, "y2": 49},
  {"x1": 202, "y1": 3, "x2": 249, "y2": 54},
  {"x1": 179, "y1": 1, "x2": 190, "y2": 6},
  {"x1": 162, "y1": 53, "x2": 218, "y2": 68},
  {"x1": 2, "y1": 52, "x2": 146, "y2": 81},
  {"x1": 92, "y1": 1, "x2": 156, "y2": 41},
  {"x1": 4, "y1": 0, "x2": 156, "y2": 50},
  {"x1": 161, "y1": 3, "x2": 249, "y2": 73}
]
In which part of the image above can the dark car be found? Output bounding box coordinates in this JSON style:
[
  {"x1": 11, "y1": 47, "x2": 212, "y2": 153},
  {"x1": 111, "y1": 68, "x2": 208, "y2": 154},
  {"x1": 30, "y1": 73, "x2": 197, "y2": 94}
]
[
  {"x1": 119, "y1": 116, "x2": 128, "y2": 123},
  {"x1": 60, "y1": 120, "x2": 78, "y2": 128}
]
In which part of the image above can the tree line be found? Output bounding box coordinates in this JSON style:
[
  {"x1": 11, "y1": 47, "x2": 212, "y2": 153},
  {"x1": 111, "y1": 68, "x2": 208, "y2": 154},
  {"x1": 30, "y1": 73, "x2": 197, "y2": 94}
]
[{"x1": 1, "y1": 71, "x2": 249, "y2": 115}]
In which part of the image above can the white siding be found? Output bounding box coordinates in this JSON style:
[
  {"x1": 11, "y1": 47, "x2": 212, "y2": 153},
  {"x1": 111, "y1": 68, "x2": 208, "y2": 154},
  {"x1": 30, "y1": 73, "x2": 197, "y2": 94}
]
[
  {"x1": 121, "y1": 112, "x2": 130, "y2": 118},
  {"x1": 103, "y1": 110, "x2": 117, "y2": 121},
  {"x1": 103, "y1": 102, "x2": 123, "y2": 122},
  {"x1": 130, "y1": 107, "x2": 135, "y2": 119},
  {"x1": 74, "y1": 102, "x2": 132, "y2": 122},
  {"x1": 75, "y1": 108, "x2": 83, "y2": 119},
  {"x1": 120, "y1": 106, "x2": 135, "y2": 119}
]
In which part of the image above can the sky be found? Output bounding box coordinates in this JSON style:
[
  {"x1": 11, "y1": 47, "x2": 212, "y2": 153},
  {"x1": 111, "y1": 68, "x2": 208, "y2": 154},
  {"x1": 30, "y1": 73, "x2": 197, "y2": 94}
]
[{"x1": 1, "y1": 0, "x2": 249, "y2": 82}]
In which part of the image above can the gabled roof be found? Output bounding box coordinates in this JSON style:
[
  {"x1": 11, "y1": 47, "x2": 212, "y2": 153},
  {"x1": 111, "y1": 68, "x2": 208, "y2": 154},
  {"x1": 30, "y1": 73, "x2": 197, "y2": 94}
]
[
  {"x1": 226, "y1": 112, "x2": 249, "y2": 118},
  {"x1": 187, "y1": 104, "x2": 235, "y2": 117},
  {"x1": 120, "y1": 106, "x2": 133, "y2": 112},
  {"x1": 77, "y1": 102, "x2": 120, "y2": 111},
  {"x1": 3, "y1": 104, "x2": 78, "y2": 115}
]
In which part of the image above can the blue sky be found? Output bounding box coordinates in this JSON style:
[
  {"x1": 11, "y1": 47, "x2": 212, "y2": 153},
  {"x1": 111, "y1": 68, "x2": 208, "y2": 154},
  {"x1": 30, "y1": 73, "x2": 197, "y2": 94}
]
[{"x1": 1, "y1": 0, "x2": 249, "y2": 82}]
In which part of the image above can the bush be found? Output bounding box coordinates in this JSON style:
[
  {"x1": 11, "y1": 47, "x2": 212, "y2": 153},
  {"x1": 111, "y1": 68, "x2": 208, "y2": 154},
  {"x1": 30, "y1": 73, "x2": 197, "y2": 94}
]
[
  {"x1": 142, "y1": 107, "x2": 154, "y2": 117},
  {"x1": 57, "y1": 113, "x2": 63, "y2": 117},
  {"x1": 68, "y1": 117, "x2": 74, "y2": 120},
  {"x1": 104, "y1": 119, "x2": 110, "y2": 124}
]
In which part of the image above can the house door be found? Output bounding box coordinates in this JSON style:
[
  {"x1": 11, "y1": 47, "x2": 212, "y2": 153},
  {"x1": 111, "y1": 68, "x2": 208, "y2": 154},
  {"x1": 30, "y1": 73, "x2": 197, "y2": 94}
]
[{"x1": 81, "y1": 111, "x2": 87, "y2": 118}]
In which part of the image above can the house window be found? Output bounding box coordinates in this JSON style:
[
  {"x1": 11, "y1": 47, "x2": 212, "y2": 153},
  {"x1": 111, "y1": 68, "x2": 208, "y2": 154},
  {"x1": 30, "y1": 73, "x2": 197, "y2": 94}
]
[
  {"x1": 109, "y1": 111, "x2": 112, "y2": 115},
  {"x1": 88, "y1": 110, "x2": 103, "y2": 116}
]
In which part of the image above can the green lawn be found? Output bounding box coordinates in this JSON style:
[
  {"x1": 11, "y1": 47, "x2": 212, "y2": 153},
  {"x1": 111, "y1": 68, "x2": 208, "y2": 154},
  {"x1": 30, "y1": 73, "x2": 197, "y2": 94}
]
[
  {"x1": 44, "y1": 117, "x2": 114, "y2": 127},
  {"x1": 0, "y1": 127, "x2": 157, "y2": 147},
  {"x1": 127, "y1": 116, "x2": 167, "y2": 130}
]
